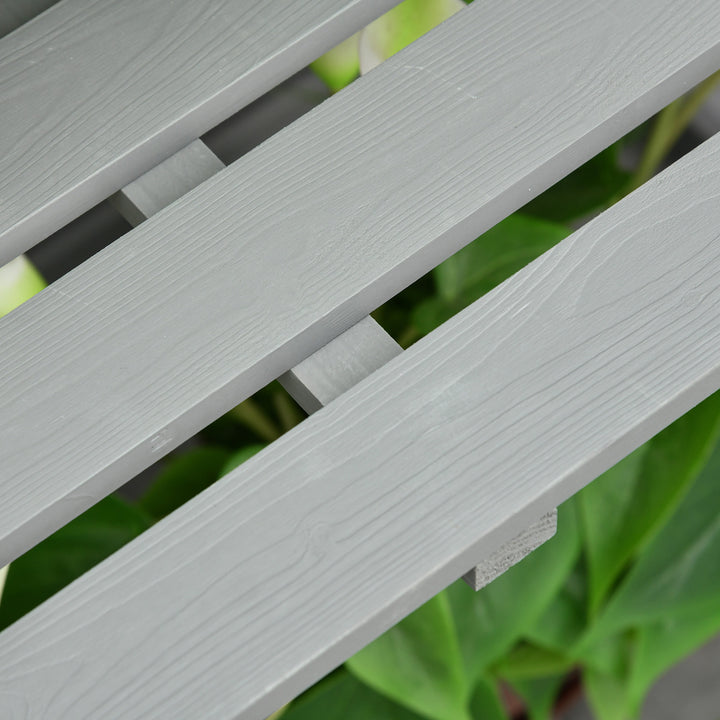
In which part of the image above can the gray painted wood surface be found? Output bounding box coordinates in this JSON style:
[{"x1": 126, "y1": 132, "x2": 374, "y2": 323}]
[
  {"x1": 277, "y1": 313, "x2": 552, "y2": 585},
  {"x1": 2, "y1": 0, "x2": 720, "y2": 568},
  {"x1": 463, "y1": 510, "x2": 557, "y2": 591},
  {"x1": 113, "y1": 139, "x2": 402, "y2": 416},
  {"x1": 1, "y1": 0, "x2": 556, "y2": 586},
  {"x1": 3, "y1": 128, "x2": 720, "y2": 718},
  {"x1": 0, "y1": 0, "x2": 401, "y2": 264}
]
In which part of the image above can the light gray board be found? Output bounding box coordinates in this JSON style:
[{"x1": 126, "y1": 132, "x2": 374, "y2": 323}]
[
  {"x1": 463, "y1": 511, "x2": 557, "y2": 591},
  {"x1": 0, "y1": 0, "x2": 401, "y2": 264},
  {"x1": 279, "y1": 315, "x2": 402, "y2": 413},
  {"x1": 276, "y1": 313, "x2": 554, "y2": 585},
  {"x1": 2, "y1": 0, "x2": 720, "y2": 568},
  {"x1": 3, "y1": 130, "x2": 720, "y2": 719}
]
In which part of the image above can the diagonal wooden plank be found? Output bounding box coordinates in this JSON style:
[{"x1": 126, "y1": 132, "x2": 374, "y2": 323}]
[
  {"x1": 0, "y1": 0, "x2": 401, "y2": 263},
  {"x1": 2, "y1": 0, "x2": 720, "y2": 568},
  {"x1": 2, "y1": 127, "x2": 720, "y2": 719},
  {"x1": 112, "y1": 139, "x2": 403, "y2": 417}
]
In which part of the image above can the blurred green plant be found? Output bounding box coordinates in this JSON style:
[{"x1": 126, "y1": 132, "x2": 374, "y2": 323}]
[{"x1": 2, "y1": 2, "x2": 720, "y2": 720}]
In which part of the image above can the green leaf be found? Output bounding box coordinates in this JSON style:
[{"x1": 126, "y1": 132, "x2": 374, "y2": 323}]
[
  {"x1": 628, "y1": 609, "x2": 720, "y2": 716},
  {"x1": 579, "y1": 390, "x2": 720, "y2": 613},
  {"x1": 282, "y1": 670, "x2": 424, "y2": 720},
  {"x1": 505, "y1": 674, "x2": 567, "y2": 720},
  {"x1": 584, "y1": 669, "x2": 633, "y2": 720},
  {"x1": 310, "y1": 33, "x2": 360, "y2": 92},
  {"x1": 221, "y1": 443, "x2": 266, "y2": 476},
  {"x1": 493, "y1": 644, "x2": 573, "y2": 681},
  {"x1": 468, "y1": 676, "x2": 509, "y2": 720},
  {"x1": 0, "y1": 495, "x2": 151, "y2": 630},
  {"x1": 522, "y1": 144, "x2": 629, "y2": 223},
  {"x1": 587, "y1": 431, "x2": 720, "y2": 637},
  {"x1": 434, "y1": 214, "x2": 569, "y2": 304},
  {"x1": 446, "y1": 499, "x2": 580, "y2": 683},
  {"x1": 524, "y1": 567, "x2": 587, "y2": 652},
  {"x1": 0, "y1": 254, "x2": 45, "y2": 317},
  {"x1": 358, "y1": 0, "x2": 465, "y2": 74},
  {"x1": 577, "y1": 633, "x2": 632, "y2": 678},
  {"x1": 139, "y1": 446, "x2": 231, "y2": 520},
  {"x1": 411, "y1": 215, "x2": 569, "y2": 336},
  {"x1": 345, "y1": 592, "x2": 470, "y2": 720}
]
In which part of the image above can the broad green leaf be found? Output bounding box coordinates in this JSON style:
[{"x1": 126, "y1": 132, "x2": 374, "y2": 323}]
[
  {"x1": 446, "y1": 499, "x2": 580, "y2": 683},
  {"x1": 412, "y1": 215, "x2": 569, "y2": 336},
  {"x1": 522, "y1": 145, "x2": 629, "y2": 223},
  {"x1": 433, "y1": 215, "x2": 569, "y2": 304},
  {"x1": 524, "y1": 567, "x2": 587, "y2": 652},
  {"x1": 0, "y1": 495, "x2": 151, "y2": 630},
  {"x1": 492, "y1": 644, "x2": 573, "y2": 681},
  {"x1": 139, "y1": 446, "x2": 231, "y2": 520},
  {"x1": 578, "y1": 446, "x2": 648, "y2": 613},
  {"x1": 579, "y1": 390, "x2": 720, "y2": 613},
  {"x1": 346, "y1": 592, "x2": 470, "y2": 720},
  {"x1": 587, "y1": 433, "x2": 720, "y2": 637},
  {"x1": 505, "y1": 674, "x2": 567, "y2": 720},
  {"x1": 468, "y1": 676, "x2": 509, "y2": 720},
  {"x1": 0, "y1": 254, "x2": 46, "y2": 317},
  {"x1": 358, "y1": 0, "x2": 465, "y2": 74},
  {"x1": 576, "y1": 633, "x2": 632, "y2": 678},
  {"x1": 584, "y1": 669, "x2": 632, "y2": 720},
  {"x1": 221, "y1": 443, "x2": 266, "y2": 476},
  {"x1": 627, "y1": 609, "x2": 720, "y2": 716},
  {"x1": 310, "y1": 33, "x2": 360, "y2": 92},
  {"x1": 282, "y1": 670, "x2": 424, "y2": 720}
]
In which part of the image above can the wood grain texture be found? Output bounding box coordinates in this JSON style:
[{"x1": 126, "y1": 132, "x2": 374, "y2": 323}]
[
  {"x1": 276, "y1": 311, "x2": 553, "y2": 585},
  {"x1": 0, "y1": 0, "x2": 401, "y2": 263},
  {"x1": 279, "y1": 315, "x2": 402, "y2": 413},
  {"x1": 2, "y1": 0, "x2": 720, "y2": 567},
  {"x1": 113, "y1": 140, "x2": 400, "y2": 416},
  {"x1": 3, "y1": 129, "x2": 720, "y2": 718},
  {"x1": 463, "y1": 511, "x2": 557, "y2": 591}
]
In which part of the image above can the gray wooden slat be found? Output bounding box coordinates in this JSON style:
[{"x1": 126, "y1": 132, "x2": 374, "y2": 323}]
[
  {"x1": 3, "y1": 127, "x2": 720, "y2": 718},
  {"x1": 30, "y1": 121, "x2": 561, "y2": 586},
  {"x1": 2, "y1": 0, "x2": 720, "y2": 568},
  {"x1": 112, "y1": 140, "x2": 401, "y2": 417},
  {"x1": 276, "y1": 315, "x2": 556, "y2": 587},
  {"x1": 0, "y1": 0, "x2": 401, "y2": 264},
  {"x1": 276, "y1": 312, "x2": 553, "y2": 585}
]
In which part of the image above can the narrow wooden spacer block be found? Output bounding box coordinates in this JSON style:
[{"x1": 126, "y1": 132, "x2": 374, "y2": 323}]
[
  {"x1": 278, "y1": 316, "x2": 402, "y2": 413},
  {"x1": 462, "y1": 510, "x2": 558, "y2": 591}
]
